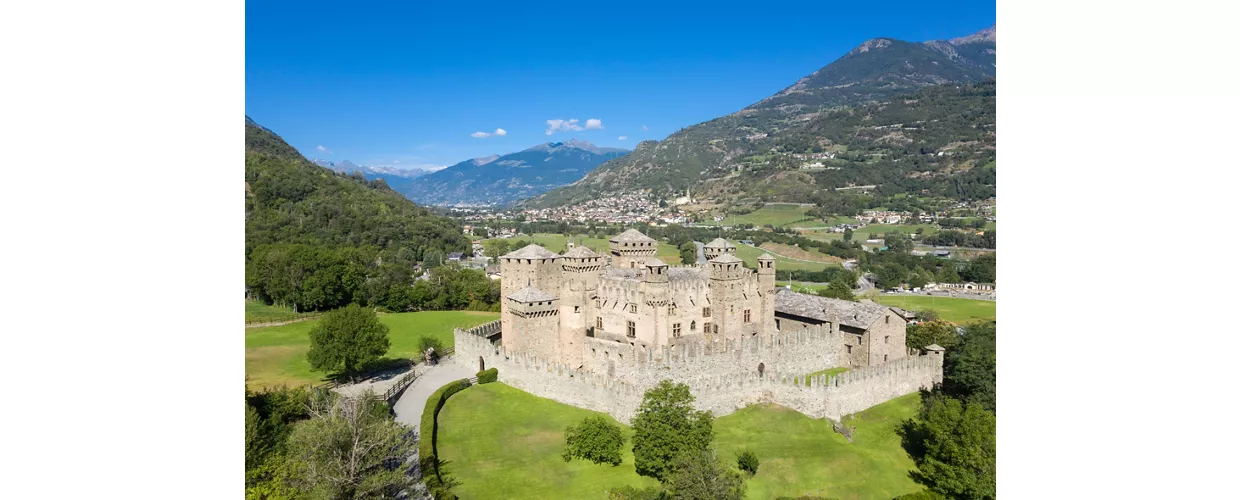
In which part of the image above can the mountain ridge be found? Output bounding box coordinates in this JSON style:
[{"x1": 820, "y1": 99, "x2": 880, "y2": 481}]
[
  {"x1": 523, "y1": 25, "x2": 996, "y2": 209},
  {"x1": 402, "y1": 139, "x2": 630, "y2": 207}
]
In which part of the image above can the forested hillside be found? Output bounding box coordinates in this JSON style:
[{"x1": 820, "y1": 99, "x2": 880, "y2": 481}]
[{"x1": 244, "y1": 117, "x2": 473, "y2": 312}]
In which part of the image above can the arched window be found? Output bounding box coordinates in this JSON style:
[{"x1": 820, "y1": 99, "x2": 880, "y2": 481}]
[{"x1": 691, "y1": 320, "x2": 697, "y2": 330}]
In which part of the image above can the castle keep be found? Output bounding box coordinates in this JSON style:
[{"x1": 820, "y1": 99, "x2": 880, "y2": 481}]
[{"x1": 458, "y1": 228, "x2": 943, "y2": 423}]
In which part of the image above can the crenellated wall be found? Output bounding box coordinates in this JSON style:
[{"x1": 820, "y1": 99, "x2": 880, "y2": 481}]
[{"x1": 455, "y1": 320, "x2": 942, "y2": 423}]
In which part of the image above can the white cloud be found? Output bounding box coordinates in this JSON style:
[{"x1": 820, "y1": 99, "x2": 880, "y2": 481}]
[
  {"x1": 642, "y1": 124, "x2": 649, "y2": 131},
  {"x1": 316, "y1": 145, "x2": 331, "y2": 154},
  {"x1": 471, "y1": 128, "x2": 507, "y2": 138},
  {"x1": 618, "y1": 135, "x2": 628, "y2": 141},
  {"x1": 585, "y1": 118, "x2": 604, "y2": 130},
  {"x1": 545, "y1": 119, "x2": 583, "y2": 135}
]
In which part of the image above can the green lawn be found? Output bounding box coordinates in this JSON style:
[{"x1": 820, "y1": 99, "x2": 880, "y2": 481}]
[
  {"x1": 873, "y1": 295, "x2": 996, "y2": 324},
  {"x1": 244, "y1": 310, "x2": 499, "y2": 389},
  {"x1": 716, "y1": 394, "x2": 922, "y2": 500},
  {"x1": 437, "y1": 382, "x2": 923, "y2": 500},
  {"x1": 437, "y1": 383, "x2": 661, "y2": 499}
]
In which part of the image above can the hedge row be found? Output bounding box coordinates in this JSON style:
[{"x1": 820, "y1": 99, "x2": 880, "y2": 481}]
[
  {"x1": 476, "y1": 367, "x2": 498, "y2": 384},
  {"x1": 420, "y1": 378, "x2": 472, "y2": 499}
]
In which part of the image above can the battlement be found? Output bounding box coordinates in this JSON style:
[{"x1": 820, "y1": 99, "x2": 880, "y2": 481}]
[
  {"x1": 454, "y1": 321, "x2": 940, "y2": 423},
  {"x1": 462, "y1": 319, "x2": 501, "y2": 338}
]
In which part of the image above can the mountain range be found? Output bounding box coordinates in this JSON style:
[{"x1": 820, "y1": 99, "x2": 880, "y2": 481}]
[
  {"x1": 310, "y1": 159, "x2": 438, "y2": 196},
  {"x1": 402, "y1": 139, "x2": 629, "y2": 207},
  {"x1": 524, "y1": 25, "x2": 996, "y2": 209}
]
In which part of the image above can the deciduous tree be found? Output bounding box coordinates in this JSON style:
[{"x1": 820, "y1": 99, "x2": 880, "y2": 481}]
[
  {"x1": 817, "y1": 281, "x2": 856, "y2": 301},
  {"x1": 631, "y1": 380, "x2": 715, "y2": 482},
  {"x1": 906, "y1": 320, "x2": 959, "y2": 350},
  {"x1": 307, "y1": 304, "x2": 390, "y2": 381},
  {"x1": 942, "y1": 322, "x2": 996, "y2": 412},
  {"x1": 563, "y1": 416, "x2": 625, "y2": 466},
  {"x1": 902, "y1": 396, "x2": 996, "y2": 500},
  {"x1": 679, "y1": 242, "x2": 697, "y2": 265},
  {"x1": 284, "y1": 391, "x2": 416, "y2": 499},
  {"x1": 664, "y1": 449, "x2": 746, "y2": 500}
]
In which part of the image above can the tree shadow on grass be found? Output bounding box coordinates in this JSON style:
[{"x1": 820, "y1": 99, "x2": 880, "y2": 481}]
[{"x1": 325, "y1": 357, "x2": 416, "y2": 385}]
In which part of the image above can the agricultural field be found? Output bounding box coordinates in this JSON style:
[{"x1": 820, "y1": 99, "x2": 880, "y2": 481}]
[
  {"x1": 702, "y1": 203, "x2": 819, "y2": 228},
  {"x1": 800, "y1": 223, "x2": 942, "y2": 246},
  {"x1": 873, "y1": 295, "x2": 996, "y2": 324},
  {"x1": 437, "y1": 382, "x2": 923, "y2": 500},
  {"x1": 733, "y1": 241, "x2": 838, "y2": 272},
  {"x1": 851, "y1": 223, "x2": 940, "y2": 241},
  {"x1": 758, "y1": 242, "x2": 842, "y2": 265},
  {"x1": 244, "y1": 310, "x2": 499, "y2": 389}
]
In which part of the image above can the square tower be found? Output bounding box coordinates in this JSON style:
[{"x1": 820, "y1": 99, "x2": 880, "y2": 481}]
[{"x1": 609, "y1": 229, "x2": 657, "y2": 269}]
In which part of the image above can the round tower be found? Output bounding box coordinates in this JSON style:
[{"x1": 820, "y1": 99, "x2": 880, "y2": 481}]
[
  {"x1": 558, "y1": 245, "x2": 604, "y2": 367},
  {"x1": 757, "y1": 252, "x2": 776, "y2": 336},
  {"x1": 641, "y1": 257, "x2": 671, "y2": 346}
]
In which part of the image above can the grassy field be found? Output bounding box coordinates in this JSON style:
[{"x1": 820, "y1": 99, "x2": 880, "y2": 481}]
[
  {"x1": 520, "y1": 233, "x2": 683, "y2": 264},
  {"x1": 703, "y1": 204, "x2": 817, "y2": 228},
  {"x1": 873, "y1": 295, "x2": 996, "y2": 324},
  {"x1": 437, "y1": 383, "x2": 922, "y2": 500},
  {"x1": 245, "y1": 299, "x2": 306, "y2": 323},
  {"x1": 852, "y1": 224, "x2": 940, "y2": 241},
  {"x1": 244, "y1": 310, "x2": 499, "y2": 389},
  {"x1": 733, "y1": 241, "x2": 838, "y2": 272},
  {"x1": 782, "y1": 281, "x2": 830, "y2": 294},
  {"x1": 759, "y1": 242, "x2": 842, "y2": 265},
  {"x1": 437, "y1": 383, "x2": 661, "y2": 499},
  {"x1": 715, "y1": 394, "x2": 922, "y2": 500}
]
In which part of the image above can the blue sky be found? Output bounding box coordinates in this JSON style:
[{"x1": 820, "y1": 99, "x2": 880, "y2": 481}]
[{"x1": 246, "y1": 0, "x2": 995, "y2": 171}]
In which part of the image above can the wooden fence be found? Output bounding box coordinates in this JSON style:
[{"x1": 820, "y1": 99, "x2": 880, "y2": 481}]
[{"x1": 245, "y1": 312, "x2": 323, "y2": 327}]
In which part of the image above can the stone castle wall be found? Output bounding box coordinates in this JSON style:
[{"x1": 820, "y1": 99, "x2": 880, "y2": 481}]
[{"x1": 456, "y1": 320, "x2": 942, "y2": 423}]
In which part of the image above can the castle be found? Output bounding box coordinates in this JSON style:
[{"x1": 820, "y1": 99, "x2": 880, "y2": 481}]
[{"x1": 455, "y1": 228, "x2": 943, "y2": 423}]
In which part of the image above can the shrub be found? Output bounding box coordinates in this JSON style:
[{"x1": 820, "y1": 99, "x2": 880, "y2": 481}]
[
  {"x1": 418, "y1": 378, "x2": 472, "y2": 493},
  {"x1": 418, "y1": 336, "x2": 445, "y2": 356},
  {"x1": 563, "y1": 416, "x2": 625, "y2": 466},
  {"x1": 736, "y1": 449, "x2": 759, "y2": 476},
  {"x1": 476, "y1": 367, "x2": 498, "y2": 384}
]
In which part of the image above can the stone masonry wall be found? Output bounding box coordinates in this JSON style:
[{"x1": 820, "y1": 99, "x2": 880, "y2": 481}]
[{"x1": 456, "y1": 320, "x2": 942, "y2": 423}]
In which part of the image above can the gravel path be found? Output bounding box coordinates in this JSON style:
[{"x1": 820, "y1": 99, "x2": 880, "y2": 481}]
[{"x1": 391, "y1": 358, "x2": 477, "y2": 429}]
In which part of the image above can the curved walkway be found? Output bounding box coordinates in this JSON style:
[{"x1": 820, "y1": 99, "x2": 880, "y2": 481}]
[{"x1": 391, "y1": 358, "x2": 477, "y2": 429}]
